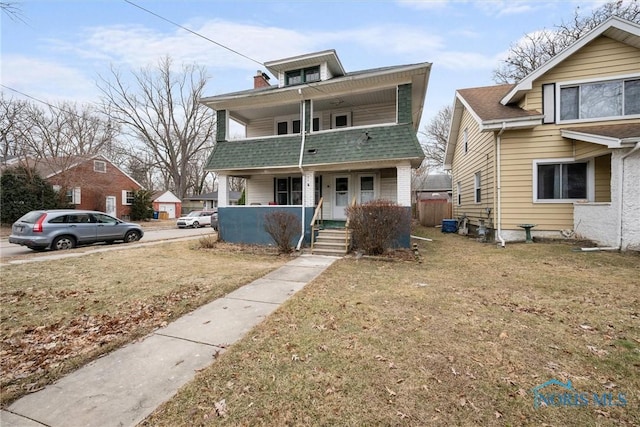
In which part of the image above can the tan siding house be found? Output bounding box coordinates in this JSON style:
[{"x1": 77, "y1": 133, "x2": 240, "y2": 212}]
[{"x1": 444, "y1": 17, "x2": 640, "y2": 251}]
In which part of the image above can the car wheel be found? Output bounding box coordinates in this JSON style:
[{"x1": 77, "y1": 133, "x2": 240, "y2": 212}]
[
  {"x1": 52, "y1": 235, "x2": 76, "y2": 250},
  {"x1": 124, "y1": 231, "x2": 140, "y2": 243},
  {"x1": 192, "y1": 221, "x2": 200, "y2": 228}
]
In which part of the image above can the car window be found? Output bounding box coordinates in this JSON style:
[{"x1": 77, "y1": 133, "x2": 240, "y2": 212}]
[
  {"x1": 92, "y1": 213, "x2": 118, "y2": 224},
  {"x1": 17, "y1": 211, "x2": 45, "y2": 223},
  {"x1": 48, "y1": 215, "x2": 67, "y2": 224},
  {"x1": 68, "y1": 214, "x2": 92, "y2": 223}
]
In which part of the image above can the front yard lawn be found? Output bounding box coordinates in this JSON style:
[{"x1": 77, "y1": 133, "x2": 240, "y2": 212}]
[
  {"x1": 143, "y1": 227, "x2": 639, "y2": 426},
  {"x1": 0, "y1": 240, "x2": 288, "y2": 406}
]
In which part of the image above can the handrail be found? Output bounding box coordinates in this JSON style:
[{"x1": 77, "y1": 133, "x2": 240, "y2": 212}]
[
  {"x1": 344, "y1": 196, "x2": 357, "y2": 252},
  {"x1": 310, "y1": 197, "x2": 324, "y2": 252},
  {"x1": 310, "y1": 197, "x2": 323, "y2": 227}
]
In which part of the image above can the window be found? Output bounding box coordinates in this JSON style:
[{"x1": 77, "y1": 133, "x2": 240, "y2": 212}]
[
  {"x1": 332, "y1": 112, "x2": 351, "y2": 128},
  {"x1": 359, "y1": 176, "x2": 375, "y2": 203},
  {"x1": 274, "y1": 177, "x2": 302, "y2": 205},
  {"x1": 474, "y1": 172, "x2": 481, "y2": 203},
  {"x1": 463, "y1": 128, "x2": 468, "y2": 153},
  {"x1": 456, "y1": 182, "x2": 461, "y2": 206},
  {"x1": 122, "y1": 190, "x2": 134, "y2": 205},
  {"x1": 285, "y1": 66, "x2": 320, "y2": 86},
  {"x1": 94, "y1": 160, "x2": 106, "y2": 173},
  {"x1": 276, "y1": 115, "x2": 320, "y2": 134},
  {"x1": 66, "y1": 187, "x2": 81, "y2": 204},
  {"x1": 559, "y1": 77, "x2": 640, "y2": 121},
  {"x1": 535, "y1": 160, "x2": 588, "y2": 201}
]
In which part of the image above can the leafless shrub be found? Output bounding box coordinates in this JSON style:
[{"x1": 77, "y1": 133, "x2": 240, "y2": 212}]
[
  {"x1": 346, "y1": 200, "x2": 410, "y2": 255},
  {"x1": 264, "y1": 211, "x2": 301, "y2": 254}
]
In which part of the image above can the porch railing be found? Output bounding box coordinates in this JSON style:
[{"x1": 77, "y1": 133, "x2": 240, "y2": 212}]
[
  {"x1": 309, "y1": 197, "x2": 324, "y2": 252},
  {"x1": 344, "y1": 196, "x2": 357, "y2": 253}
]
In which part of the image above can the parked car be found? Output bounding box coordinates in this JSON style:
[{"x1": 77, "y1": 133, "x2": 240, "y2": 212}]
[
  {"x1": 176, "y1": 210, "x2": 215, "y2": 228},
  {"x1": 210, "y1": 210, "x2": 218, "y2": 231},
  {"x1": 9, "y1": 210, "x2": 144, "y2": 251}
]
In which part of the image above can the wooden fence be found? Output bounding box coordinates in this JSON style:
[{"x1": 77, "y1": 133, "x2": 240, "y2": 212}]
[{"x1": 417, "y1": 199, "x2": 452, "y2": 227}]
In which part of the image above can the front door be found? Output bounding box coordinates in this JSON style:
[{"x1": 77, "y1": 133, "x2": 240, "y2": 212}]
[
  {"x1": 333, "y1": 176, "x2": 349, "y2": 219},
  {"x1": 105, "y1": 196, "x2": 116, "y2": 217}
]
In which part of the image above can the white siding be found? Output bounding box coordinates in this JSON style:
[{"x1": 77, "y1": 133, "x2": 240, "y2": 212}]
[
  {"x1": 380, "y1": 177, "x2": 397, "y2": 201},
  {"x1": 246, "y1": 176, "x2": 273, "y2": 205}
]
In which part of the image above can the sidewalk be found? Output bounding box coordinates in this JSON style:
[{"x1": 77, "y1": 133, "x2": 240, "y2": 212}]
[{"x1": 1, "y1": 254, "x2": 338, "y2": 427}]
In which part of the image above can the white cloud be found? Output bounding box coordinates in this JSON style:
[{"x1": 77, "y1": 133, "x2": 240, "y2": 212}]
[{"x1": 1, "y1": 55, "x2": 98, "y2": 104}]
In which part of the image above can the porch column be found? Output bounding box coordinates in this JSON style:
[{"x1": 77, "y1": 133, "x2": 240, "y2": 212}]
[
  {"x1": 396, "y1": 163, "x2": 412, "y2": 206},
  {"x1": 303, "y1": 170, "x2": 315, "y2": 207},
  {"x1": 218, "y1": 174, "x2": 229, "y2": 207}
]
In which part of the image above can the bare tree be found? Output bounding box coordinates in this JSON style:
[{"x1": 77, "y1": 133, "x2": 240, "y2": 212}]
[
  {"x1": 419, "y1": 105, "x2": 451, "y2": 169},
  {"x1": 0, "y1": 1, "x2": 25, "y2": 23},
  {"x1": 98, "y1": 56, "x2": 216, "y2": 199},
  {"x1": 493, "y1": 0, "x2": 640, "y2": 83},
  {"x1": 1, "y1": 95, "x2": 119, "y2": 166}
]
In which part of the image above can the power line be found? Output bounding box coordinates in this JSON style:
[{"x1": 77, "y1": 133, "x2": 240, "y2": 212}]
[{"x1": 124, "y1": 0, "x2": 265, "y2": 68}]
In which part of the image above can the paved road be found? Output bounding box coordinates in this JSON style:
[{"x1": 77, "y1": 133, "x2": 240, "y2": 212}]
[{"x1": 0, "y1": 227, "x2": 214, "y2": 264}]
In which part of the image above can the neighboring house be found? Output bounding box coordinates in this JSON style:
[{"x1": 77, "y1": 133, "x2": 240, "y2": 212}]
[
  {"x1": 414, "y1": 173, "x2": 452, "y2": 201},
  {"x1": 9, "y1": 155, "x2": 143, "y2": 219},
  {"x1": 201, "y1": 49, "x2": 430, "y2": 248},
  {"x1": 183, "y1": 190, "x2": 242, "y2": 212},
  {"x1": 151, "y1": 190, "x2": 182, "y2": 219},
  {"x1": 444, "y1": 17, "x2": 640, "y2": 250}
]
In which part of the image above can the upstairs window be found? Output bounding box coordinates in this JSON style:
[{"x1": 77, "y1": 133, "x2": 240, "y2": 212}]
[
  {"x1": 474, "y1": 172, "x2": 481, "y2": 203},
  {"x1": 559, "y1": 77, "x2": 640, "y2": 121},
  {"x1": 276, "y1": 115, "x2": 320, "y2": 135},
  {"x1": 94, "y1": 160, "x2": 106, "y2": 173},
  {"x1": 285, "y1": 66, "x2": 320, "y2": 86}
]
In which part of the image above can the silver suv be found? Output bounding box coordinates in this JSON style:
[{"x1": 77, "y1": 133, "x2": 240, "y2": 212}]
[{"x1": 9, "y1": 210, "x2": 144, "y2": 251}]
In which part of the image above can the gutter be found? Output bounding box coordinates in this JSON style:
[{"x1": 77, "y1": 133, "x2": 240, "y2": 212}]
[
  {"x1": 496, "y1": 122, "x2": 506, "y2": 248},
  {"x1": 296, "y1": 93, "x2": 307, "y2": 251}
]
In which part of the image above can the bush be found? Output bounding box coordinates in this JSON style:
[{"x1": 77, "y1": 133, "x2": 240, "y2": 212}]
[
  {"x1": 129, "y1": 189, "x2": 154, "y2": 221},
  {"x1": 264, "y1": 210, "x2": 301, "y2": 254},
  {"x1": 346, "y1": 200, "x2": 410, "y2": 255},
  {"x1": 196, "y1": 234, "x2": 218, "y2": 249},
  {"x1": 0, "y1": 166, "x2": 69, "y2": 225}
]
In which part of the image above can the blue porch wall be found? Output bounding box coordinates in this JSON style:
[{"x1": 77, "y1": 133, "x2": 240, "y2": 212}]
[
  {"x1": 218, "y1": 206, "x2": 412, "y2": 249},
  {"x1": 218, "y1": 206, "x2": 314, "y2": 246}
]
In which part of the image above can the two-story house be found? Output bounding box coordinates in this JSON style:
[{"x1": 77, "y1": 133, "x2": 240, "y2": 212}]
[
  {"x1": 201, "y1": 50, "x2": 430, "y2": 251},
  {"x1": 444, "y1": 17, "x2": 640, "y2": 251}
]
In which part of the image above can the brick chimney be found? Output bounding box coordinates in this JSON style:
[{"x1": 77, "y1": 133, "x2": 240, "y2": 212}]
[{"x1": 253, "y1": 70, "x2": 271, "y2": 89}]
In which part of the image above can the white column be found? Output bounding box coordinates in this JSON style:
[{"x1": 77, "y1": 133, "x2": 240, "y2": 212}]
[
  {"x1": 396, "y1": 164, "x2": 412, "y2": 206},
  {"x1": 303, "y1": 170, "x2": 315, "y2": 207},
  {"x1": 218, "y1": 174, "x2": 229, "y2": 207}
]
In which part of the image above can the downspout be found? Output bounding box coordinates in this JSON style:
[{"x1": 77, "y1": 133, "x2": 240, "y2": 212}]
[
  {"x1": 496, "y1": 122, "x2": 506, "y2": 248},
  {"x1": 296, "y1": 92, "x2": 307, "y2": 251},
  {"x1": 616, "y1": 142, "x2": 640, "y2": 250}
]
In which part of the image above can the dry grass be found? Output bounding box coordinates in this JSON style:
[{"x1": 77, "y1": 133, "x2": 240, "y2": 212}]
[
  {"x1": 142, "y1": 227, "x2": 639, "y2": 426},
  {"x1": 0, "y1": 240, "x2": 288, "y2": 405}
]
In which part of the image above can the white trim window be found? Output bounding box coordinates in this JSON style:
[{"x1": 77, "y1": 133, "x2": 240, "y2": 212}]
[
  {"x1": 66, "y1": 187, "x2": 81, "y2": 204},
  {"x1": 275, "y1": 114, "x2": 321, "y2": 135},
  {"x1": 122, "y1": 190, "x2": 134, "y2": 205},
  {"x1": 332, "y1": 112, "x2": 351, "y2": 129},
  {"x1": 533, "y1": 159, "x2": 589, "y2": 202},
  {"x1": 358, "y1": 175, "x2": 375, "y2": 204},
  {"x1": 456, "y1": 181, "x2": 461, "y2": 206},
  {"x1": 94, "y1": 160, "x2": 107, "y2": 173},
  {"x1": 474, "y1": 172, "x2": 481, "y2": 203},
  {"x1": 559, "y1": 76, "x2": 640, "y2": 122}
]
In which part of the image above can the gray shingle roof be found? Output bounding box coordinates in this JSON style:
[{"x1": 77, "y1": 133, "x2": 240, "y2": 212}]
[{"x1": 205, "y1": 124, "x2": 424, "y2": 171}]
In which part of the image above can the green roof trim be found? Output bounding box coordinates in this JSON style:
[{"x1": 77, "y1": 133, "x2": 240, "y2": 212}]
[{"x1": 205, "y1": 124, "x2": 424, "y2": 171}]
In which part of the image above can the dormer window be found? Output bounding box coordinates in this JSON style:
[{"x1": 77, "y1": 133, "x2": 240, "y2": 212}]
[{"x1": 285, "y1": 66, "x2": 320, "y2": 86}]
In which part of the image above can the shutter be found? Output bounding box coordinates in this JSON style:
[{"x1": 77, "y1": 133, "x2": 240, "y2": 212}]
[
  {"x1": 122, "y1": 190, "x2": 128, "y2": 205},
  {"x1": 74, "y1": 187, "x2": 81, "y2": 205},
  {"x1": 542, "y1": 83, "x2": 555, "y2": 124}
]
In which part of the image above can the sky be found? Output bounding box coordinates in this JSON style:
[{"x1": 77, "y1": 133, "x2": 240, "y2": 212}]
[{"x1": 1, "y1": 0, "x2": 611, "y2": 132}]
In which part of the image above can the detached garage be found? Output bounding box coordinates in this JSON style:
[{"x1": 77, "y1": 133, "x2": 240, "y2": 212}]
[{"x1": 152, "y1": 190, "x2": 181, "y2": 219}]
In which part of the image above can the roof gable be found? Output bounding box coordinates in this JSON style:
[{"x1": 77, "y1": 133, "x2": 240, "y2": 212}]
[{"x1": 501, "y1": 17, "x2": 640, "y2": 105}]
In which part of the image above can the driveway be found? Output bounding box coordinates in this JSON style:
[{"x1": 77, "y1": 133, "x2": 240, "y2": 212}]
[{"x1": 0, "y1": 226, "x2": 214, "y2": 265}]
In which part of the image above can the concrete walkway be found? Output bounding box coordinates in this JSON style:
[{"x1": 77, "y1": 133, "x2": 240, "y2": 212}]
[{"x1": 1, "y1": 255, "x2": 337, "y2": 427}]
